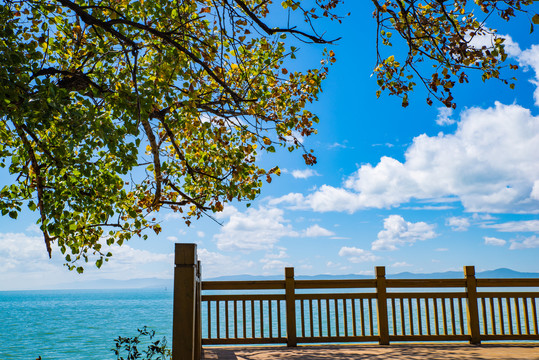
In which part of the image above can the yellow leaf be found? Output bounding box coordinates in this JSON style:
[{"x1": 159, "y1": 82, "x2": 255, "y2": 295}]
[{"x1": 215, "y1": 201, "x2": 224, "y2": 212}]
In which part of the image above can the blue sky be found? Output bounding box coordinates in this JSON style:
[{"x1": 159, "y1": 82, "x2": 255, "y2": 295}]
[{"x1": 1, "y1": 2, "x2": 539, "y2": 290}]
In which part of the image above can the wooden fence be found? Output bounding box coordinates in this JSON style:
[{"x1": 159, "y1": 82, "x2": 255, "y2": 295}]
[{"x1": 172, "y1": 243, "x2": 539, "y2": 359}]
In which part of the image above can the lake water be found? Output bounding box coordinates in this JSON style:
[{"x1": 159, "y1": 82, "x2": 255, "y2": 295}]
[
  {"x1": 0, "y1": 289, "x2": 173, "y2": 360},
  {"x1": 2, "y1": 289, "x2": 536, "y2": 359}
]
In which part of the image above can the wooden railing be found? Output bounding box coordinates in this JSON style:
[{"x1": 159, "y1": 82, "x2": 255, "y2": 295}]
[{"x1": 172, "y1": 243, "x2": 539, "y2": 359}]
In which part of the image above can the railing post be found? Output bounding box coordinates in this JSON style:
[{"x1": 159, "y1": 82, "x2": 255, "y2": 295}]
[
  {"x1": 285, "y1": 267, "x2": 297, "y2": 347},
  {"x1": 173, "y1": 243, "x2": 198, "y2": 360},
  {"x1": 464, "y1": 265, "x2": 481, "y2": 345},
  {"x1": 376, "y1": 266, "x2": 390, "y2": 345},
  {"x1": 194, "y1": 260, "x2": 202, "y2": 360}
]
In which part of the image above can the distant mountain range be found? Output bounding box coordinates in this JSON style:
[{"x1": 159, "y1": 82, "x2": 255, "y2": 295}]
[
  {"x1": 53, "y1": 268, "x2": 539, "y2": 290},
  {"x1": 207, "y1": 268, "x2": 539, "y2": 281}
]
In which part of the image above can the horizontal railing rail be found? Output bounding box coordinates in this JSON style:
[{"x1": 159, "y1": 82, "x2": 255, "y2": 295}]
[
  {"x1": 198, "y1": 265, "x2": 539, "y2": 346},
  {"x1": 172, "y1": 244, "x2": 539, "y2": 359},
  {"x1": 202, "y1": 280, "x2": 285, "y2": 291}
]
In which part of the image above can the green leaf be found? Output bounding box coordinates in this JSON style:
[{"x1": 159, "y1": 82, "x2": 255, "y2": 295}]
[{"x1": 28, "y1": 201, "x2": 37, "y2": 211}]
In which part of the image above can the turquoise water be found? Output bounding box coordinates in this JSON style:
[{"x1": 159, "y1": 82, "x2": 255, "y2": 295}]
[
  {"x1": 0, "y1": 289, "x2": 173, "y2": 360},
  {"x1": 2, "y1": 289, "x2": 536, "y2": 359}
]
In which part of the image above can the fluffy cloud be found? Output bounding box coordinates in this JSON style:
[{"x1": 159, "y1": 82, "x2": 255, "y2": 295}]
[
  {"x1": 338, "y1": 246, "x2": 379, "y2": 263},
  {"x1": 510, "y1": 235, "x2": 539, "y2": 250},
  {"x1": 273, "y1": 102, "x2": 539, "y2": 214},
  {"x1": 197, "y1": 248, "x2": 253, "y2": 277},
  {"x1": 291, "y1": 169, "x2": 320, "y2": 179},
  {"x1": 484, "y1": 220, "x2": 539, "y2": 232},
  {"x1": 436, "y1": 107, "x2": 456, "y2": 126},
  {"x1": 0, "y1": 232, "x2": 51, "y2": 272},
  {"x1": 391, "y1": 261, "x2": 413, "y2": 268},
  {"x1": 484, "y1": 236, "x2": 506, "y2": 246},
  {"x1": 518, "y1": 44, "x2": 539, "y2": 106},
  {"x1": 446, "y1": 217, "x2": 471, "y2": 231},
  {"x1": 260, "y1": 258, "x2": 291, "y2": 270},
  {"x1": 372, "y1": 215, "x2": 437, "y2": 251},
  {"x1": 531, "y1": 181, "x2": 539, "y2": 200},
  {"x1": 214, "y1": 206, "x2": 298, "y2": 252},
  {"x1": 302, "y1": 224, "x2": 335, "y2": 237},
  {"x1": 104, "y1": 245, "x2": 172, "y2": 266},
  {"x1": 0, "y1": 231, "x2": 175, "y2": 289}
]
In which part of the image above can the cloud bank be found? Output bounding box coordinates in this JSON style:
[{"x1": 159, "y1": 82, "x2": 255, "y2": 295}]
[{"x1": 272, "y1": 102, "x2": 539, "y2": 214}]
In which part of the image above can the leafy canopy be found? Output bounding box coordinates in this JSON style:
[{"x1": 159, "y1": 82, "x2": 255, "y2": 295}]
[
  {"x1": 372, "y1": 0, "x2": 539, "y2": 108},
  {"x1": 0, "y1": 0, "x2": 341, "y2": 272},
  {"x1": 1, "y1": 0, "x2": 537, "y2": 271}
]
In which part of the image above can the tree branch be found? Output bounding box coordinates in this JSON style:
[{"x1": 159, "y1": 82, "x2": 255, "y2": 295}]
[
  {"x1": 12, "y1": 121, "x2": 54, "y2": 258},
  {"x1": 231, "y1": 0, "x2": 341, "y2": 44}
]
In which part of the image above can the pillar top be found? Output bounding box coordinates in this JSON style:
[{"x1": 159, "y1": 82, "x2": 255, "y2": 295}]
[
  {"x1": 464, "y1": 265, "x2": 475, "y2": 277},
  {"x1": 174, "y1": 243, "x2": 197, "y2": 265},
  {"x1": 285, "y1": 267, "x2": 294, "y2": 278}
]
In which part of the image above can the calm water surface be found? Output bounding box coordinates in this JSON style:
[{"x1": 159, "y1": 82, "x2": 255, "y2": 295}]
[{"x1": 0, "y1": 289, "x2": 173, "y2": 360}]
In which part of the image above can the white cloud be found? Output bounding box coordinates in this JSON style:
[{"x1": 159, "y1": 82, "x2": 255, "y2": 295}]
[
  {"x1": 164, "y1": 212, "x2": 182, "y2": 221},
  {"x1": 531, "y1": 180, "x2": 539, "y2": 200},
  {"x1": 484, "y1": 220, "x2": 539, "y2": 232},
  {"x1": 338, "y1": 246, "x2": 379, "y2": 263},
  {"x1": 197, "y1": 231, "x2": 205, "y2": 238},
  {"x1": 403, "y1": 205, "x2": 456, "y2": 210},
  {"x1": 446, "y1": 216, "x2": 471, "y2": 231},
  {"x1": 274, "y1": 102, "x2": 539, "y2": 214},
  {"x1": 197, "y1": 248, "x2": 253, "y2": 277},
  {"x1": 0, "y1": 232, "x2": 50, "y2": 272},
  {"x1": 518, "y1": 44, "x2": 539, "y2": 106},
  {"x1": 265, "y1": 249, "x2": 288, "y2": 259},
  {"x1": 510, "y1": 235, "x2": 539, "y2": 250},
  {"x1": 467, "y1": 33, "x2": 521, "y2": 58},
  {"x1": 0, "y1": 231, "x2": 175, "y2": 289},
  {"x1": 213, "y1": 204, "x2": 240, "y2": 219},
  {"x1": 291, "y1": 169, "x2": 319, "y2": 179},
  {"x1": 372, "y1": 215, "x2": 437, "y2": 251},
  {"x1": 214, "y1": 206, "x2": 298, "y2": 252},
  {"x1": 260, "y1": 258, "x2": 290, "y2": 270},
  {"x1": 391, "y1": 261, "x2": 413, "y2": 267},
  {"x1": 372, "y1": 143, "x2": 395, "y2": 148},
  {"x1": 329, "y1": 142, "x2": 349, "y2": 149},
  {"x1": 167, "y1": 236, "x2": 179, "y2": 242},
  {"x1": 302, "y1": 224, "x2": 335, "y2": 237},
  {"x1": 436, "y1": 107, "x2": 455, "y2": 126},
  {"x1": 104, "y1": 245, "x2": 172, "y2": 267},
  {"x1": 484, "y1": 236, "x2": 506, "y2": 246},
  {"x1": 268, "y1": 193, "x2": 307, "y2": 209},
  {"x1": 25, "y1": 224, "x2": 41, "y2": 233}
]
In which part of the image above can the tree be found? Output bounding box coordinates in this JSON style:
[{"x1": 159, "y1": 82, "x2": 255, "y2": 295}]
[
  {"x1": 2, "y1": 0, "x2": 537, "y2": 271},
  {"x1": 371, "y1": 0, "x2": 539, "y2": 108},
  {"x1": 0, "y1": 0, "x2": 341, "y2": 271}
]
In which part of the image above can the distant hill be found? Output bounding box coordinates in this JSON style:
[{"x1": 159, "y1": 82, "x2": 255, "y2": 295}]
[
  {"x1": 54, "y1": 277, "x2": 173, "y2": 290},
  {"x1": 51, "y1": 268, "x2": 539, "y2": 290},
  {"x1": 206, "y1": 268, "x2": 539, "y2": 281}
]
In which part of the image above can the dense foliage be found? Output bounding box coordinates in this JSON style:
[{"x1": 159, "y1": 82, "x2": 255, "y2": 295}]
[
  {"x1": 371, "y1": 0, "x2": 539, "y2": 107},
  {"x1": 1, "y1": 0, "x2": 537, "y2": 270},
  {"x1": 0, "y1": 0, "x2": 340, "y2": 271}
]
